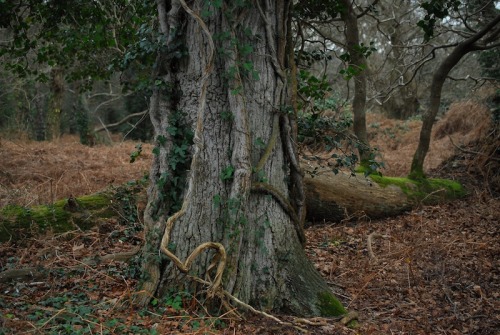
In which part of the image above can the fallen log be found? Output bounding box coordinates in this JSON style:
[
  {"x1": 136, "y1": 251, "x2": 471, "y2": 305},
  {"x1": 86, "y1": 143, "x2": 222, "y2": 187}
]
[
  {"x1": 304, "y1": 171, "x2": 410, "y2": 223},
  {"x1": 0, "y1": 182, "x2": 146, "y2": 242},
  {"x1": 0, "y1": 168, "x2": 465, "y2": 241},
  {"x1": 303, "y1": 163, "x2": 466, "y2": 223}
]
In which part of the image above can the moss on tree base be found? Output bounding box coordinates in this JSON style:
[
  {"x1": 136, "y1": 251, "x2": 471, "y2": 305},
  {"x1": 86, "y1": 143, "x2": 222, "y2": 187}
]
[{"x1": 317, "y1": 291, "x2": 347, "y2": 317}]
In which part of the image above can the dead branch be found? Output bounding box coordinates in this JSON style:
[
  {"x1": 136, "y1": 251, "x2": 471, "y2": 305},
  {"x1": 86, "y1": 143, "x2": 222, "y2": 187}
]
[
  {"x1": 448, "y1": 135, "x2": 500, "y2": 162},
  {"x1": 367, "y1": 232, "x2": 381, "y2": 260},
  {"x1": 94, "y1": 110, "x2": 148, "y2": 133}
]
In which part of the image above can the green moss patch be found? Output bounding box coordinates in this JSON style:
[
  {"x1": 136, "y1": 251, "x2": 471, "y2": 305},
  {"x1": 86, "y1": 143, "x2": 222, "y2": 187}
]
[
  {"x1": 369, "y1": 174, "x2": 467, "y2": 203},
  {"x1": 355, "y1": 164, "x2": 382, "y2": 177},
  {"x1": 0, "y1": 204, "x2": 73, "y2": 241},
  {"x1": 317, "y1": 291, "x2": 347, "y2": 317},
  {"x1": 0, "y1": 193, "x2": 114, "y2": 242}
]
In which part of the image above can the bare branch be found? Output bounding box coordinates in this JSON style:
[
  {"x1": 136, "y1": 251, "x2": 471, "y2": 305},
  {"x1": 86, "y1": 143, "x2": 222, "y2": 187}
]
[{"x1": 94, "y1": 110, "x2": 148, "y2": 132}]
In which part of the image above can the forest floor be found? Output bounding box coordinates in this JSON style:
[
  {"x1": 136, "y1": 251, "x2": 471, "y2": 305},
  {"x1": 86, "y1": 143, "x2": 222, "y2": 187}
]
[{"x1": 0, "y1": 102, "x2": 498, "y2": 334}]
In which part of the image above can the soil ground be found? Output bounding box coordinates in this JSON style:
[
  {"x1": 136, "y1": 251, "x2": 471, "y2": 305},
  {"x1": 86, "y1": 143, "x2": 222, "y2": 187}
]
[{"x1": 0, "y1": 103, "x2": 498, "y2": 334}]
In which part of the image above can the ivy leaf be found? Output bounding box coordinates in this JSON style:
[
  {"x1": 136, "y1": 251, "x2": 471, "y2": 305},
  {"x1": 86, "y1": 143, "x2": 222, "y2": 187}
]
[
  {"x1": 254, "y1": 137, "x2": 266, "y2": 149},
  {"x1": 220, "y1": 165, "x2": 235, "y2": 181}
]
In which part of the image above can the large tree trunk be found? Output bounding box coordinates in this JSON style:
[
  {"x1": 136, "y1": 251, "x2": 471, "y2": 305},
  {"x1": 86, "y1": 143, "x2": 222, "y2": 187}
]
[{"x1": 136, "y1": 0, "x2": 344, "y2": 317}]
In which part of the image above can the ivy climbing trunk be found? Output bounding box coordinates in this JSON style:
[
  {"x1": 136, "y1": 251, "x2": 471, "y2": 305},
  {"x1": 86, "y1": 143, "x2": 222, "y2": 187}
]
[{"x1": 136, "y1": 0, "x2": 345, "y2": 317}]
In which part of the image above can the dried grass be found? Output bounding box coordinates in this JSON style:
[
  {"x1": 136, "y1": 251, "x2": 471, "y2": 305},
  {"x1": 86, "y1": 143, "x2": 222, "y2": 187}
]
[
  {"x1": 0, "y1": 135, "x2": 152, "y2": 207},
  {"x1": 434, "y1": 101, "x2": 491, "y2": 142},
  {"x1": 0, "y1": 101, "x2": 494, "y2": 207},
  {"x1": 367, "y1": 114, "x2": 450, "y2": 176},
  {"x1": 368, "y1": 100, "x2": 493, "y2": 177}
]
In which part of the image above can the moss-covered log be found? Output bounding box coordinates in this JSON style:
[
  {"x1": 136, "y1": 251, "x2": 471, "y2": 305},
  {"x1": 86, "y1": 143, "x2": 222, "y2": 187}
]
[
  {"x1": 1, "y1": 170, "x2": 466, "y2": 241},
  {"x1": 303, "y1": 164, "x2": 467, "y2": 223},
  {"x1": 0, "y1": 183, "x2": 145, "y2": 242}
]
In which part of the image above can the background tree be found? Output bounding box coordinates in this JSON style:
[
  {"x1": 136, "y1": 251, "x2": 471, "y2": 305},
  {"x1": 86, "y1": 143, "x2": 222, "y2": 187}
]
[
  {"x1": 410, "y1": 2, "x2": 500, "y2": 178},
  {"x1": 339, "y1": 0, "x2": 374, "y2": 163},
  {"x1": 366, "y1": 0, "x2": 423, "y2": 120},
  {"x1": 0, "y1": 0, "x2": 156, "y2": 142},
  {"x1": 292, "y1": 0, "x2": 379, "y2": 168}
]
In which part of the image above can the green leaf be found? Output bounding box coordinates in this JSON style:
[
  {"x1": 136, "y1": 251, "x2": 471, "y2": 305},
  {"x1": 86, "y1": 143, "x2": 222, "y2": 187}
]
[
  {"x1": 239, "y1": 44, "x2": 253, "y2": 57},
  {"x1": 213, "y1": 194, "x2": 222, "y2": 207},
  {"x1": 254, "y1": 137, "x2": 266, "y2": 149},
  {"x1": 220, "y1": 165, "x2": 235, "y2": 181}
]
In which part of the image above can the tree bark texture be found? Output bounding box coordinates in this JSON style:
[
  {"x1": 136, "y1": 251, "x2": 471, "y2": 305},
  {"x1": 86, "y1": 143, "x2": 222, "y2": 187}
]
[{"x1": 138, "y1": 0, "x2": 343, "y2": 316}]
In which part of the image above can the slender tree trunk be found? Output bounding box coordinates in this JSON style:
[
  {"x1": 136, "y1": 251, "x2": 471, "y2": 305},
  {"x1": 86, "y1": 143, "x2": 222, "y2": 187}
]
[
  {"x1": 410, "y1": 49, "x2": 467, "y2": 178},
  {"x1": 76, "y1": 92, "x2": 93, "y2": 146},
  {"x1": 47, "y1": 67, "x2": 64, "y2": 140},
  {"x1": 341, "y1": 0, "x2": 370, "y2": 163},
  {"x1": 410, "y1": 14, "x2": 500, "y2": 178},
  {"x1": 136, "y1": 0, "x2": 344, "y2": 317},
  {"x1": 33, "y1": 83, "x2": 47, "y2": 141}
]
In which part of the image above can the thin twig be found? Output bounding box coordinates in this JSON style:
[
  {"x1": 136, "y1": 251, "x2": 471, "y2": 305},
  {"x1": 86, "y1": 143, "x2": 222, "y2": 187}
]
[{"x1": 448, "y1": 135, "x2": 500, "y2": 162}]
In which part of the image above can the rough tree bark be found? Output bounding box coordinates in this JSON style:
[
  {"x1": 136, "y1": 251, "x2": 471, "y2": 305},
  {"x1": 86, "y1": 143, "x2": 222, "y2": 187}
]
[
  {"x1": 304, "y1": 169, "x2": 411, "y2": 223},
  {"x1": 410, "y1": 14, "x2": 500, "y2": 178},
  {"x1": 136, "y1": 0, "x2": 345, "y2": 316}
]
